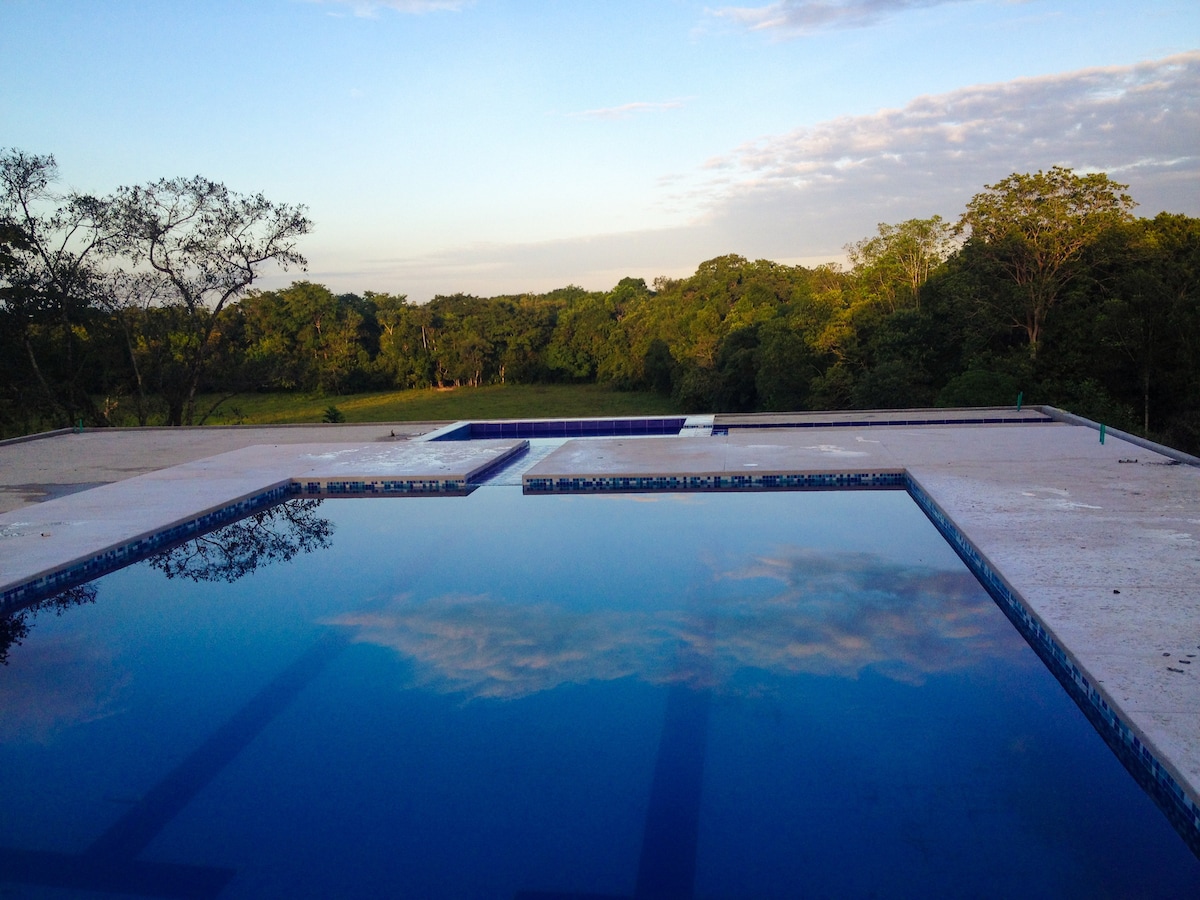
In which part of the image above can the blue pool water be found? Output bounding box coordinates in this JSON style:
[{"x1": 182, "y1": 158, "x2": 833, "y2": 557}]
[
  {"x1": 1, "y1": 487, "x2": 1198, "y2": 898},
  {"x1": 432, "y1": 417, "x2": 687, "y2": 440}
]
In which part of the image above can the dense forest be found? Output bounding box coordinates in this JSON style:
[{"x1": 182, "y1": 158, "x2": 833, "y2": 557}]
[{"x1": 3, "y1": 150, "x2": 1199, "y2": 453}]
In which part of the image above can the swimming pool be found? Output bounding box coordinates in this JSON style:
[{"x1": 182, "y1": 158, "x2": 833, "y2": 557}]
[{"x1": 2, "y1": 486, "x2": 1198, "y2": 898}]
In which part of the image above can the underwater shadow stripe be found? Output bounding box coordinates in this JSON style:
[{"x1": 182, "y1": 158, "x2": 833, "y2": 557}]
[
  {"x1": 86, "y1": 629, "x2": 348, "y2": 860},
  {"x1": 0, "y1": 631, "x2": 347, "y2": 898},
  {"x1": 635, "y1": 681, "x2": 712, "y2": 900}
]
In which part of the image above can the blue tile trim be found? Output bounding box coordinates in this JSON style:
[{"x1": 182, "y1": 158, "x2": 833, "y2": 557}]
[
  {"x1": 0, "y1": 483, "x2": 298, "y2": 614},
  {"x1": 905, "y1": 473, "x2": 1200, "y2": 857},
  {"x1": 523, "y1": 471, "x2": 907, "y2": 493},
  {"x1": 421, "y1": 422, "x2": 472, "y2": 442},
  {"x1": 297, "y1": 478, "x2": 468, "y2": 496},
  {"x1": 466, "y1": 446, "x2": 531, "y2": 486},
  {"x1": 432, "y1": 418, "x2": 687, "y2": 440},
  {"x1": 718, "y1": 415, "x2": 1052, "y2": 430}
]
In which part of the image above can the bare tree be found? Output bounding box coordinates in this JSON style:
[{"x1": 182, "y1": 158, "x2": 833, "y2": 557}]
[
  {"x1": 110, "y1": 177, "x2": 312, "y2": 424},
  {"x1": 0, "y1": 149, "x2": 120, "y2": 423}
]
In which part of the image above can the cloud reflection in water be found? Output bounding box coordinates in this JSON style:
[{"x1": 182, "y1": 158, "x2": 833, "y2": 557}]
[
  {"x1": 328, "y1": 548, "x2": 1025, "y2": 700},
  {"x1": 0, "y1": 633, "x2": 129, "y2": 743},
  {"x1": 714, "y1": 548, "x2": 1019, "y2": 685}
]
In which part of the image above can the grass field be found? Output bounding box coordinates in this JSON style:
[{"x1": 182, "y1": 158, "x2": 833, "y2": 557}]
[{"x1": 197, "y1": 383, "x2": 683, "y2": 425}]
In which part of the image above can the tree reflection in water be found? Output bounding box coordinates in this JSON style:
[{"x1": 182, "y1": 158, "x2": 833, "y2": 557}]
[
  {"x1": 0, "y1": 584, "x2": 97, "y2": 665},
  {"x1": 147, "y1": 498, "x2": 333, "y2": 582},
  {"x1": 0, "y1": 499, "x2": 333, "y2": 663}
]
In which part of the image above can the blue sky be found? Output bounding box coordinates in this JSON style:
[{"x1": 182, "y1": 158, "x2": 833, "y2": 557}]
[{"x1": 2, "y1": 0, "x2": 1198, "y2": 300}]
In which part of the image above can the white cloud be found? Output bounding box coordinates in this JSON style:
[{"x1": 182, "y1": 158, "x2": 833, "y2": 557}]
[
  {"x1": 299, "y1": 227, "x2": 728, "y2": 301},
  {"x1": 569, "y1": 100, "x2": 687, "y2": 120},
  {"x1": 687, "y1": 52, "x2": 1200, "y2": 256},
  {"x1": 712, "y1": 0, "x2": 972, "y2": 35},
  {"x1": 295, "y1": 53, "x2": 1200, "y2": 299}
]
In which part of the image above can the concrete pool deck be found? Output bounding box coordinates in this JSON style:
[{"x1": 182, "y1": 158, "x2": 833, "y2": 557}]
[
  {"x1": 0, "y1": 411, "x2": 1198, "y2": 853},
  {"x1": 0, "y1": 422, "x2": 443, "y2": 513}
]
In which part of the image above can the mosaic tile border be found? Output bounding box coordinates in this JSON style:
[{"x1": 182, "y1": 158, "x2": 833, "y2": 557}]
[
  {"x1": 905, "y1": 474, "x2": 1200, "y2": 857},
  {"x1": 292, "y1": 443, "x2": 528, "y2": 496},
  {"x1": 710, "y1": 414, "x2": 1052, "y2": 435},
  {"x1": 0, "y1": 483, "x2": 296, "y2": 614},
  {"x1": 427, "y1": 417, "x2": 687, "y2": 441},
  {"x1": 296, "y1": 478, "x2": 468, "y2": 496},
  {"x1": 524, "y1": 471, "x2": 907, "y2": 493}
]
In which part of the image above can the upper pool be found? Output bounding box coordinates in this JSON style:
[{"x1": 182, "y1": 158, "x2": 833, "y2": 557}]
[
  {"x1": 429, "y1": 417, "x2": 688, "y2": 439},
  {"x1": 2, "y1": 487, "x2": 1198, "y2": 898}
]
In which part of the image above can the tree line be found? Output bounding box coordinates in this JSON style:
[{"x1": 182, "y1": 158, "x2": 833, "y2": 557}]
[{"x1": 3, "y1": 151, "x2": 1198, "y2": 453}]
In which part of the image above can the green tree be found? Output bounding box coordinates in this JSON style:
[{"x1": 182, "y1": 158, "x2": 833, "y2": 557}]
[
  {"x1": 958, "y1": 167, "x2": 1135, "y2": 358},
  {"x1": 641, "y1": 338, "x2": 675, "y2": 395},
  {"x1": 546, "y1": 289, "x2": 619, "y2": 381},
  {"x1": 496, "y1": 299, "x2": 557, "y2": 384},
  {"x1": 846, "y1": 216, "x2": 955, "y2": 312},
  {"x1": 240, "y1": 282, "x2": 373, "y2": 395},
  {"x1": 370, "y1": 291, "x2": 436, "y2": 389},
  {"x1": 755, "y1": 319, "x2": 817, "y2": 411},
  {"x1": 1093, "y1": 214, "x2": 1200, "y2": 436},
  {"x1": 421, "y1": 293, "x2": 507, "y2": 387},
  {"x1": 713, "y1": 325, "x2": 760, "y2": 412}
]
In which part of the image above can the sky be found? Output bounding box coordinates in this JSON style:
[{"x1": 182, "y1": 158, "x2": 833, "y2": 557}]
[{"x1": 2, "y1": 0, "x2": 1198, "y2": 301}]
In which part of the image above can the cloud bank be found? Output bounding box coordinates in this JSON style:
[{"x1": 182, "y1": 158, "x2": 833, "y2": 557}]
[
  {"x1": 304, "y1": 53, "x2": 1199, "y2": 300},
  {"x1": 714, "y1": 0, "x2": 973, "y2": 35},
  {"x1": 695, "y1": 52, "x2": 1200, "y2": 256}
]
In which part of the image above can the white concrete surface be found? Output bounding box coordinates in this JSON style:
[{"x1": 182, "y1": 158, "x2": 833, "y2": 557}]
[{"x1": 0, "y1": 423, "x2": 441, "y2": 513}]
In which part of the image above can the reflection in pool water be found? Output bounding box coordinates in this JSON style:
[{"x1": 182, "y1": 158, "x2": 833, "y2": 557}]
[
  {"x1": 0, "y1": 487, "x2": 1197, "y2": 898},
  {"x1": 329, "y1": 549, "x2": 1016, "y2": 700},
  {"x1": 147, "y1": 499, "x2": 333, "y2": 583}
]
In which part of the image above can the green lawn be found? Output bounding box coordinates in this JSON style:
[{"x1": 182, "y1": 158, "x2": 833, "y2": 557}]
[{"x1": 198, "y1": 383, "x2": 683, "y2": 425}]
